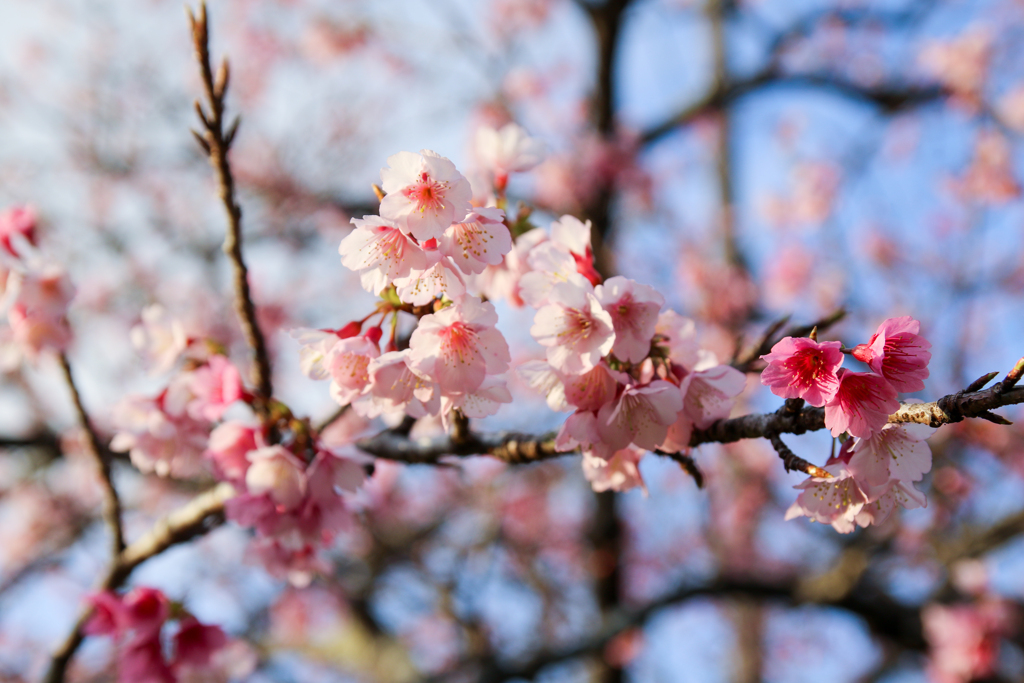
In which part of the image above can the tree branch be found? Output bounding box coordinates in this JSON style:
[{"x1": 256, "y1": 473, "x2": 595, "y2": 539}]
[
  {"x1": 41, "y1": 483, "x2": 234, "y2": 683},
  {"x1": 58, "y1": 353, "x2": 124, "y2": 556},
  {"x1": 188, "y1": 2, "x2": 273, "y2": 415}
]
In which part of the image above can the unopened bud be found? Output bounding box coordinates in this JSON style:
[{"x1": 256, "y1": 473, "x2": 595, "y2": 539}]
[
  {"x1": 364, "y1": 327, "x2": 383, "y2": 345},
  {"x1": 337, "y1": 321, "x2": 362, "y2": 339}
]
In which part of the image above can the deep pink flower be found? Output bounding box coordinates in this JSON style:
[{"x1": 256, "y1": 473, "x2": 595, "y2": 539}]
[
  {"x1": 379, "y1": 150, "x2": 473, "y2": 241},
  {"x1": 340, "y1": 215, "x2": 430, "y2": 295},
  {"x1": 408, "y1": 296, "x2": 510, "y2": 396},
  {"x1": 852, "y1": 316, "x2": 932, "y2": 392},
  {"x1": 595, "y1": 276, "x2": 664, "y2": 363},
  {"x1": 0, "y1": 205, "x2": 37, "y2": 257},
  {"x1": 172, "y1": 617, "x2": 228, "y2": 669},
  {"x1": 438, "y1": 207, "x2": 511, "y2": 275},
  {"x1": 121, "y1": 587, "x2": 171, "y2": 643},
  {"x1": 824, "y1": 369, "x2": 900, "y2": 438},
  {"x1": 760, "y1": 336, "x2": 844, "y2": 406},
  {"x1": 205, "y1": 421, "x2": 259, "y2": 483},
  {"x1": 187, "y1": 355, "x2": 244, "y2": 422},
  {"x1": 530, "y1": 281, "x2": 615, "y2": 375},
  {"x1": 84, "y1": 591, "x2": 125, "y2": 637},
  {"x1": 118, "y1": 637, "x2": 175, "y2": 683}
]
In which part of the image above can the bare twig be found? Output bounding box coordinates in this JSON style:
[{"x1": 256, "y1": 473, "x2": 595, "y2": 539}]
[
  {"x1": 58, "y1": 353, "x2": 124, "y2": 556},
  {"x1": 188, "y1": 2, "x2": 273, "y2": 415},
  {"x1": 42, "y1": 483, "x2": 234, "y2": 683},
  {"x1": 732, "y1": 309, "x2": 846, "y2": 373}
]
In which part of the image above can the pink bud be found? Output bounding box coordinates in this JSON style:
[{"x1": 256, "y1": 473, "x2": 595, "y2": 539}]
[
  {"x1": 364, "y1": 327, "x2": 383, "y2": 345},
  {"x1": 337, "y1": 321, "x2": 362, "y2": 339}
]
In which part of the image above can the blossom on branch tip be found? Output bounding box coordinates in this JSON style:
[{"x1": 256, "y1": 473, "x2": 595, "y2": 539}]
[
  {"x1": 851, "y1": 315, "x2": 931, "y2": 393},
  {"x1": 474, "y1": 123, "x2": 545, "y2": 188},
  {"x1": 131, "y1": 305, "x2": 188, "y2": 375},
  {"x1": 379, "y1": 150, "x2": 472, "y2": 241},
  {"x1": 760, "y1": 336, "x2": 844, "y2": 406}
]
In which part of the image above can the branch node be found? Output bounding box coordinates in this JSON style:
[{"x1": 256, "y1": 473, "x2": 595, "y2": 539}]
[{"x1": 966, "y1": 371, "x2": 999, "y2": 393}]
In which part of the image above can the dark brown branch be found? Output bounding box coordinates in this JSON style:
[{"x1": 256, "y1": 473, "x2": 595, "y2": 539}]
[
  {"x1": 732, "y1": 309, "x2": 846, "y2": 373},
  {"x1": 58, "y1": 353, "x2": 124, "y2": 556},
  {"x1": 188, "y1": 3, "x2": 273, "y2": 415},
  {"x1": 41, "y1": 483, "x2": 234, "y2": 683},
  {"x1": 357, "y1": 368, "x2": 1024, "y2": 465}
]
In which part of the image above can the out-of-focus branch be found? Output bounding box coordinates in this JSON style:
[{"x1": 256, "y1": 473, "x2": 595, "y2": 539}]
[
  {"x1": 58, "y1": 353, "x2": 124, "y2": 556},
  {"x1": 188, "y1": 2, "x2": 273, "y2": 416},
  {"x1": 639, "y1": 69, "x2": 943, "y2": 147},
  {"x1": 41, "y1": 482, "x2": 234, "y2": 683},
  {"x1": 357, "y1": 361, "x2": 1024, "y2": 467}
]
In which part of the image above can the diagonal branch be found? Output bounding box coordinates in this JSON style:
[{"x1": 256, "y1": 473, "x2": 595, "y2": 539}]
[
  {"x1": 41, "y1": 483, "x2": 234, "y2": 683},
  {"x1": 188, "y1": 2, "x2": 273, "y2": 415},
  {"x1": 58, "y1": 353, "x2": 124, "y2": 556}
]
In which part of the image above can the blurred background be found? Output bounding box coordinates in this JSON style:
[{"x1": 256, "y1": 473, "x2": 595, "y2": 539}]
[{"x1": 2, "y1": 0, "x2": 1024, "y2": 681}]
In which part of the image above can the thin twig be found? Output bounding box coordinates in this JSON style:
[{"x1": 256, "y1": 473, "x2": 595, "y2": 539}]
[
  {"x1": 58, "y1": 353, "x2": 124, "y2": 555},
  {"x1": 41, "y1": 483, "x2": 235, "y2": 683},
  {"x1": 188, "y1": 2, "x2": 273, "y2": 415}
]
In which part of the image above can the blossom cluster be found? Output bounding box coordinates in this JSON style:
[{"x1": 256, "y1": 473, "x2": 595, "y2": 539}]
[
  {"x1": 84, "y1": 586, "x2": 246, "y2": 683},
  {"x1": 760, "y1": 317, "x2": 934, "y2": 532},
  {"x1": 0, "y1": 205, "x2": 75, "y2": 365},
  {"x1": 113, "y1": 305, "x2": 366, "y2": 584}
]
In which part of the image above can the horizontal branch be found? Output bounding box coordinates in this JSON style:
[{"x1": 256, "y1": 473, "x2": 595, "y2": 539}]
[{"x1": 357, "y1": 368, "x2": 1024, "y2": 466}]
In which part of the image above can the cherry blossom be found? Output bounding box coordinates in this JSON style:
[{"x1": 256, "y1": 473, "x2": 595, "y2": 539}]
[
  {"x1": 339, "y1": 215, "x2": 430, "y2": 295},
  {"x1": 582, "y1": 445, "x2": 647, "y2": 494},
  {"x1": 365, "y1": 350, "x2": 440, "y2": 417},
  {"x1": 441, "y1": 376, "x2": 513, "y2": 422},
  {"x1": 408, "y1": 296, "x2": 510, "y2": 396},
  {"x1": 172, "y1": 617, "x2": 229, "y2": 669},
  {"x1": 474, "y1": 123, "x2": 545, "y2": 188},
  {"x1": 185, "y1": 354, "x2": 244, "y2": 422},
  {"x1": 131, "y1": 305, "x2": 189, "y2": 375},
  {"x1": 923, "y1": 602, "x2": 1009, "y2": 683},
  {"x1": 378, "y1": 150, "x2": 473, "y2": 241},
  {"x1": 4, "y1": 265, "x2": 75, "y2": 359},
  {"x1": 680, "y1": 361, "x2": 747, "y2": 430},
  {"x1": 854, "y1": 479, "x2": 927, "y2": 528},
  {"x1": 550, "y1": 215, "x2": 601, "y2": 286},
  {"x1": 438, "y1": 207, "x2": 511, "y2": 275},
  {"x1": 847, "y1": 422, "x2": 934, "y2": 488},
  {"x1": 824, "y1": 369, "x2": 900, "y2": 439},
  {"x1": 784, "y1": 453, "x2": 868, "y2": 534},
  {"x1": 595, "y1": 276, "x2": 664, "y2": 363},
  {"x1": 290, "y1": 327, "x2": 342, "y2": 380},
  {"x1": 245, "y1": 445, "x2": 308, "y2": 511},
  {"x1": 530, "y1": 281, "x2": 615, "y2": 374},
  {"x1": 518, "y1": 241, "x2": 587, "y2": 307},
  {"x1": 596, "y1": 380, "x2": 683, "y2": 452},
  {"x1": 760, "y1": 336, "x2": 844, "y2": 406},
  {"x1": 851, "y1": 316, "x2": 932, "y2": 393},
  {"x1": 326, "y1": 335, "x2": 380, "y2": 406},
  {"x1": 0, "y1": 205, "x2": 37, "y2": 258},
  {"x1": 393, "y1": 254, "x2": 467, "y2": 305},
  {"x1": 205, "y1": 421, "x2": 260, "y2": 483},
  {"x1": 516, "y1": 360, "x2": 570, "y2": 412},
  {"x1": 110, "y1": 393, "x2": 210, "y2": 478}
]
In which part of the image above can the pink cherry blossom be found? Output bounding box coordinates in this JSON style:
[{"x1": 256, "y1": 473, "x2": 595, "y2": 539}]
[
  {"x1": 562, "y1": 363, "x2": 619, "y2": 412},
  {"x1": 551, "y1": 215, "x2": 602, "y2": 286},
  {"x1": 379, "y1": 150, "x2": 473, "y2": 241},
  {"x1": 582, "y1": 445, "x2": 647, "y2": 494},
  {"x1": 186, "y1": 355, "x2": 244, "y2": 422},
  {"x1": 5, "y1": 266, "x2": 74, "y2": 358},
  {"x1": 474, "y1": 227, "x2": 547, "y2": 307},
  {"x1": 655, "y1": 311, "x2": 702, "y2": 370},
  {"x1": 854, "y1": 479, "x2": 927, "y2": 527},
  {"x1": 365, "y1": 350, "x2": 439, "y2": 417},
  {"x1": 290, "y1": 327, "x2": 342, "y2": 380},
  {"x1": 205, "y1": 421, "x2": 259, "y2": 483},
  {"x1": 121, "y1": 586, "x2": 171, "y2": 642},
  {"x1": 518, "y1": 241, "x2": 584, "y2": 307},
  {"x1": 172, "y1": 617, "x2": 228, "y2": 669},
  {"x1": 847, "y1": 422, "x2": 933, "y2": 488},
  {"x1": 438, "y1": 207, "x2": 511, "y2": 275},
  {"x1": 408, "y1": 296, "x2": 510, "y2": 396},
  {"x1": 595, "y1": 276, "x2": 664, "y2": 363},
  {"x1": 0, "y1": 205, "x2": 37, "y2": 258},
  {"x1": 824, "y1": 370, "x2": 900, "y2": 439},
  {"x1": 339, "y1": 215, "x2": 430, "y2": 295},
  {"x1": 84, "y1": 591, "x2": 126, "y2": 637},
  {"x1": 393, "y1": 254, "x2": 466, "y2": 305},
  {"x1": 326, "y1": 335, "x2": 380, "y2": 406},
  {"x1": 118, "y1": 637, "x2": 175, "y2": 683},
  {"x1": 474, "y1": 123, "x2": 545, "y2": 188},
  {"x1": 530, "y1": 281, "x2": 615, "y2": 375},
  {"x1": 130, "y1": 305, "x2": 188, "y2": 375},
  {"x1": 851, "y1": 316, "x2": 931, "y2": 393},
  {"x1": 923, "y1": 602, "x2": 1008, "y2": 683},
  {"x1": 245, "y1": 445, "x2": 307, "y2": 511},
  {"x1": 516, "y1": 360, "x2": 570, "y2": 412},
  {"x1": 682, "y1": 363, "x2": 747, "y2": 429},
  {"x1": 441, "y1": 376, "x2": 513, "y2": 422},
  {"x1": 784, "y1": 456, "x2": 867, "y2": 534},
  {"x1": 110, "y1": 393, "x2": 210, "y2": 478},
  {"x1": 760, "y1": 336, "x2": 844, "y2": 406},
  {"x1": 596, "y1": 380, "x2": 683, "y2": 451}
]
